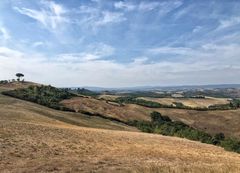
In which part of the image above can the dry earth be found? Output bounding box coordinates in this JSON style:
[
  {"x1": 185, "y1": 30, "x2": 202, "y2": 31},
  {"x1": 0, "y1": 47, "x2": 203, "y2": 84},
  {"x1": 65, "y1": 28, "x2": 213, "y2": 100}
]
[
  {"x1": 1, "y1": 106, "x2": 240, "y2": 173},
  {"x1": 139, "y1": 97, "x2": 230, "y2": 108},
  {"x1": 62, "y1": 97, "x2": 240, "y2": 139},
  {"x1": 1, "y1": 85, "x2": 240, "y2": 172},
  {"x1": 61, "y1": 97, "x2": 149, "y2": 122},
  {"x1": 1, "y1": 120, "x2": 240, "y2": 173}
]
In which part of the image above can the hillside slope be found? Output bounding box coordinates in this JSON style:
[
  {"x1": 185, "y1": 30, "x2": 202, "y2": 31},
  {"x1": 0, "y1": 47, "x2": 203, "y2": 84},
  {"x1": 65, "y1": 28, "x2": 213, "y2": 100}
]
[
  {"x1": 0, "y1": 81, "x2": 39, "y2": 90},
  {"x1": 0, "y1": 92, "x2": 136, "y2": 131},
  {"x1": 61, "y1": 97, "x2": 240, "y2": 139},
  {"x1": 1, "y1": 93, "x2": 240, "y2": 172}
]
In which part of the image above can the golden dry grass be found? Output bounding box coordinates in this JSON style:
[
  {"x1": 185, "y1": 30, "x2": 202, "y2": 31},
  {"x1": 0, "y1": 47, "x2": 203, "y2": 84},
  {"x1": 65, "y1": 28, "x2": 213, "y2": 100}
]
[
  {"x1": 1, "y1": 93, "x2": 240, "y2": 172},
  {"x1": 1, "y1": 113, "x2": 240, "y2": 172},
  {"x1": 0, "y1": 81, "x2": 39, "y2": 90},
  {"x1": 98, "y1": 94, "x2": 120, "y2": 101},
  {"x1": 61, "y1": 97, "x2": 149, "y2": 122},
  {"x1": 0, "y1": 93, "x2": 136, "y2": 131},
  {"x1": 61, "y1": 96, "x2": 240, "y2": 139},
  {"x1": 139, "y1": 97, "x2": 230, "y2": 108}
]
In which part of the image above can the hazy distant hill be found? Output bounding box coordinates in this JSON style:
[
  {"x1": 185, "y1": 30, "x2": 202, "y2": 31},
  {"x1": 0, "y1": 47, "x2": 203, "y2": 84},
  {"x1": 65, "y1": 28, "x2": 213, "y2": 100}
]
[{"x1": 79, "y1": 84, "x2": 240, "y2": 92}]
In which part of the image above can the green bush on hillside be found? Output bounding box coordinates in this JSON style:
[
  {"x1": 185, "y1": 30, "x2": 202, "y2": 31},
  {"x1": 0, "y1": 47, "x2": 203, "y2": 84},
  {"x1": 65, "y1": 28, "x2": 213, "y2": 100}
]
[
  {"x1": 2, "y1": 85, "x2": 76, "y2": 111},
  {"x1": 130, "y1": 111, "x2": 240, "y2": 153},
  {"x1": 115, "y1": 96, "x2": 236, "y2": 111}
]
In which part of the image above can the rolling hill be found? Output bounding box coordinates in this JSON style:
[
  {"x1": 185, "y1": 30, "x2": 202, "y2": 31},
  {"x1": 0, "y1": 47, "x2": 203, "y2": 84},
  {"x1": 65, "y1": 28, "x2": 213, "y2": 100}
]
[
  {"x1": 1, "y1": 82, "x2": 240, "y2": 172},
  {"x1": 61, "y1": 96, "x2": 240, "y2": 139},
  {"x1": 1, "y1": 92, "x2": 240, "y2": 172}
]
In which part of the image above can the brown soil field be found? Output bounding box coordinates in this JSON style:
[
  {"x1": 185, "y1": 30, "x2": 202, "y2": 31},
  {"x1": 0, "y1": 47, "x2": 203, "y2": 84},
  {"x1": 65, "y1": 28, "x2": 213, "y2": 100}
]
[
  {"x1": 62, "y1": 97, "x2": 240, "y2": 138},
  {"x1": 139, "y1": 97, "x2": 230, "y2": 108},
  {"x1": 1, "y1": 98, "x2": 240, "y2": 172}
]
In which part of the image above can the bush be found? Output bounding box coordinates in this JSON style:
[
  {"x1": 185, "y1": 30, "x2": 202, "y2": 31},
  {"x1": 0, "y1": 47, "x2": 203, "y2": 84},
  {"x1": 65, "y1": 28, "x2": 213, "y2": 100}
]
[
  {"x1": 115, "y1": 97, "x2": 235, "y2": 111},
  {"x1": 2, "y1": 85, "x2": 76, "y2": 111},
  {"x1": 151, "y1": 111, "x2": 171, "y2": 124},
  {"x1": 220, "y1": 138, "x2": 240, "y2": 153},
  {"x1": 130, "y1": 111, "x2": 240, "y2": 153}
]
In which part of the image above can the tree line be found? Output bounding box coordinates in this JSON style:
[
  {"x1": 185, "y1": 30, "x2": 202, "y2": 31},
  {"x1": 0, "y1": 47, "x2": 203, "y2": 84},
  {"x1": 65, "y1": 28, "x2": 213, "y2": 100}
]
[{"x1": 128, "y1": 111, "x2": 240, "y2": 153}]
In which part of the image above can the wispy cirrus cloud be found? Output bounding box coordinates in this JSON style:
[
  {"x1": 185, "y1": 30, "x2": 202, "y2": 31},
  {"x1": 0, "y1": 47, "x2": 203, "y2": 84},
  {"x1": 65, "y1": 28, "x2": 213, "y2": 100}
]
[
  {"x1": 76, "y1": 5, "x2": 126, "y2": 28},
  {"x1": 114, "y1": 1, "x2": 136, "y2": 11},
  {"x1": 14, "y1": 0, "x2": 68, "y2": 31},
  {"x1": 217, "y1": 16, "x2": 240, "y2": 30},
  {"x1": 55, "y1": 43, "x2": 115, "y2": 62},
  {"x1": 94, "y1": 11, "x2": 126, "y2": 26},
  {"x1": 114, "y1": 0, "x2": 182, "y2": 14}
]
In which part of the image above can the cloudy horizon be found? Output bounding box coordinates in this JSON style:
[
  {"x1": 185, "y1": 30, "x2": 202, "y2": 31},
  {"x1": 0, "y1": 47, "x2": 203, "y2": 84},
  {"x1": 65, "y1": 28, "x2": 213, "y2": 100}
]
[{"x1": 0, "y1": 0, "x2": 240, "y2": 87}]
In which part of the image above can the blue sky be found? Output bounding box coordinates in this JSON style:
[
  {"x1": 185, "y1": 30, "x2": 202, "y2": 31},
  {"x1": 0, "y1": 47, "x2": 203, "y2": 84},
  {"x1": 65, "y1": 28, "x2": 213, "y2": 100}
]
[{"x1": 0, "y1": 0, "x2": 240, "y2": 87}]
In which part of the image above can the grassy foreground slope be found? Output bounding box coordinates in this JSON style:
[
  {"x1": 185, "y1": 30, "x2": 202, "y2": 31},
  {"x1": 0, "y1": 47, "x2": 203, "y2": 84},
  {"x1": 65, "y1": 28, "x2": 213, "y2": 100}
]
[
  {"x1": 0, "y1": 90, "x2": 240, "y2": 172},
  {"x1": 1, "y1": 107, "x2": 240, "y2": 172},
  {"x1": 0, "y1": 92, "x2": 136, "y2": 131}
]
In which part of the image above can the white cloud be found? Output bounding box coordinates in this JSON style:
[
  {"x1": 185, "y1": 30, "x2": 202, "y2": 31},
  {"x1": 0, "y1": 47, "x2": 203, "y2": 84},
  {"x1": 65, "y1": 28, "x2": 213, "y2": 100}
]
[
  {"x1": 114, "y1": 1, "x2": 136, "y2": 11},
  {"x1": 56, "y1": 43, "x2": 115, "y2": 62},
  {"x1": 0, "y1": 26, "x2": 11, "y2": 40},
  {"x1": 138, "y1": 1, "x2": 160, "y2": 11},
  {"x1": 0, "y1": 47, "x2": 23, "y2": 58},
  {"x1": 132, "y1": 57, "x2": 149, "y2": 65},
  {"x1": 173, "y1": 5, "x2": 192, "y2": 20},
  {"x1": 192, "y1": 26, "x2": 202, "y2": 33},
  {"x1": 32, "y1": 41, "x2": 44, "y2": 47},
  {"x1": 217, "y1": 16, "x2": 240, "y2": 30},
  {"x1": 78, "y1": 6, "x2": 126, "y2": 28},
  {"x1": 1, "y1": 44, "x2": 240, "y2": 87},
  {"x1": 14, "y1": 0, "x2": 67, "y2": 31},
  {"x1": 148, "y1": 46, "x2": 193, "y2": 55},
  {"x1": 95, "y1": 11, "x2": 126, "y2": 26},
  {"x1": 114, "y1": 0, "x2": 182, "y2": 14}
]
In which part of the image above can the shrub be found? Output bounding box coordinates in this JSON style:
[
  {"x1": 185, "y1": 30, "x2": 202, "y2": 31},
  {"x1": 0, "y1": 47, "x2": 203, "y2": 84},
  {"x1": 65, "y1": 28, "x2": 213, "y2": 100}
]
[
  {"x1": 130, "y1": 111, "x2": 240, "y2": 153},
  {"x1": 220, "y1": 138, "x2": 240, "y2": 153},
  {"x1": 2, "y1": 85, "x2": 76, "y2": 111},
  {"x1": 150, "y1": 111, "x2": 171, "y2": 124}
]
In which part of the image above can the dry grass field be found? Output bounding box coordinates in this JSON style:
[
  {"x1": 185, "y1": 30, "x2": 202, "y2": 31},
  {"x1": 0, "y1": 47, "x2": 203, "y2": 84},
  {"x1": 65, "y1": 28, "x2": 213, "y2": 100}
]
[
  {"x1": 0, "y1": 81, "x2": 39, "y2": 91},
  {"x1": 61, "y1": 97, "x2": 240, "y2": 139},
  {"x1": 61, "y1": 97, "x2": 150, "y2": 122},
  {"x1": 1, "y1": 94, "x2": 240, "y2": 172},
  {"x1": 0, "y1": 93, "x2": 136, "y2": 132},
  {"x1": 98, "y1": 94, "x2": 120, "y2": 101},
  {"x1": 138, "y1": 97, "x2": 230, "y2": 108},
  {"x1": 1, "y1": 84, "x2": 240, "y2": 172}
]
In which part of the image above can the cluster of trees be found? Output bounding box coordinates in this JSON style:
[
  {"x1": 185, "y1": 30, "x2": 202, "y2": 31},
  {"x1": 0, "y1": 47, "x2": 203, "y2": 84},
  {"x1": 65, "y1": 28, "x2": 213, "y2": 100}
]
[
  {"x1": 0, "y1": 80, "x2": 10, "y2": 84},
  {"x1": 115, "y1": 96, "x2": 238, "y2": 111},
  {"x1": 230, "y1": 99, "x2": 240, "y2": 108},
  {"x1": 2, "y1": 85, "x2": 76, "y2": 111},
  {"x1": 71, "y1": 88, "x2": 99, "y2": 97},
  {"x1": 184, "y1": 89, "x2": 239, "y2": 98},
  {"x1": 0, "y1": 73, "x2": 25, "y2": 84},
  {"x1": 119, "y1": 91, "x2": 172, "y2": 98},
  {"x1": 0, "y1": 79, "x2": 18, "y2": 84},
  {"x1": 116, "y1": 97, "x2": 163, "y2": 108},
  {"x1": 128, "y1": 111, "x2": 240, "y2": 153}
]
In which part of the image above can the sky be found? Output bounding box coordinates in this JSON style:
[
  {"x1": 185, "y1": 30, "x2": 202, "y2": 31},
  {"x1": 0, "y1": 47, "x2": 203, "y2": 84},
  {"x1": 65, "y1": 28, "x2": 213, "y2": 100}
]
[{"x1": 0, "y1": 0, "x2": 240, "y2": 87}]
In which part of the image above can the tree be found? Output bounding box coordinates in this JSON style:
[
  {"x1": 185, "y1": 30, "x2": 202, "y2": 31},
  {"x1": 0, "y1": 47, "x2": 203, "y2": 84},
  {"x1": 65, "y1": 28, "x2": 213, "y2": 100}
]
[
  {"x1": 150, "y1": 111, "x2": 171, "y2": 124},
  {"x1": 16, "y1": 73, "x2": 24, "y2": 82}
]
